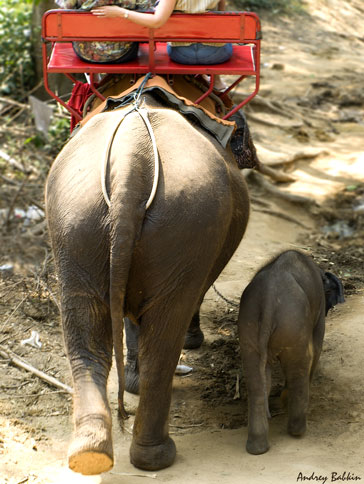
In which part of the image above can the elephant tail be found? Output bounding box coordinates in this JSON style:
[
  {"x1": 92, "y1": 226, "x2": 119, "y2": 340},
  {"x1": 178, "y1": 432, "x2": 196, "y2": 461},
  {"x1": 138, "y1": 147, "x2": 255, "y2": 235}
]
[
  {"x1": 110, "y1": 284, "x2": 128, "y2": 421},
  {"x1": 108, "y1": 190, "x2": 146, "y2": 422},
  {"x1": 106, "y1": 107, "x2": 158, "y2": 420}
]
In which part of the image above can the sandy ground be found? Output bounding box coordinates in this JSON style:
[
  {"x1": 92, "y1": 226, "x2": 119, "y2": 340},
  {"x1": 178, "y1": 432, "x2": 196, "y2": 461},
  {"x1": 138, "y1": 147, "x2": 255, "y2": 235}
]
[
  {"x1": 1, "y1": 0, "x2": 364, "y2": 482},
  {"x1": 2, "y1": 196, "x2": 363, "y2": 484}
]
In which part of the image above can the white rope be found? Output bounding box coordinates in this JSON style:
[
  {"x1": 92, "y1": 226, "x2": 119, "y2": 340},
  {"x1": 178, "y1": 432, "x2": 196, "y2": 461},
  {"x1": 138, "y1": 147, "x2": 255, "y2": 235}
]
[
  {"x1": 135, "y1": 107, "x2": 159, "y2": 210},
  {"x1": 101, "y1": 106, "x2": 159, "y2": 210},
  {"x1": 101, "y1": 109, "x2": 132, "y2": 208}
]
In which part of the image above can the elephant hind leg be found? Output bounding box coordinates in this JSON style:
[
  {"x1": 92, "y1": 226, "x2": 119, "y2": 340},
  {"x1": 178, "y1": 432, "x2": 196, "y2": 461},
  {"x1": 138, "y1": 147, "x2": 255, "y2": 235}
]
[
  {"x1": 310, "y1": 312, "x2": 325, "y2": 381},
  {"x1": 61, "y1": 290, "x2": 114, "y2": 475},
  {"x1": 124, "y1": 317, "x2": 140, "y2": 396},
  {"x1": 280, "y1": 345, "x2": 312, "y2": 437},
  {"x1": 241, "y1": 346, "x2": 270, "y2": 455},
  {"x1": 124, "y1": 309, "x2": 204, "y2": 398},
  {"x1": 183, "y1": 310, "x2": 204, "y2": 349},
  {"x1": 130, "y1": 301, "x2": 195, "y2": 470}
]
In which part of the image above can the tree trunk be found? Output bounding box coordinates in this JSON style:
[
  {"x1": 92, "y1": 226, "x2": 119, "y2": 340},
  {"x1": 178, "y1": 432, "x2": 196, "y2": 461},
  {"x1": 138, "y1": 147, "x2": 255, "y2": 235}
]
[{"x1": 31, "y1": 0, "x2": 73, "y2": 99}]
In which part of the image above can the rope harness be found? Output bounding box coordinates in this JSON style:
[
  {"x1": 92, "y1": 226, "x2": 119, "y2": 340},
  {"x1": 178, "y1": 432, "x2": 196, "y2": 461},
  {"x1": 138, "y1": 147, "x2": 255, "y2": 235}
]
[{"x1": 101, "y1": 73, "x2": 159, "y2": 209}]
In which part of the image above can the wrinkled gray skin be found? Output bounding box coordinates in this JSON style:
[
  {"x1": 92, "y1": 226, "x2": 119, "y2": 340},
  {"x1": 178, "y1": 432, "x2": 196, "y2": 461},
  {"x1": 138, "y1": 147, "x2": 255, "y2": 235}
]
[
  {"x1": 238, "y1": 250, "x2": 344, "y2": 455},
  {"x1": 46, "y1": 94, "x2": 250, "y2": 475},
  {"x1": 125, "y1": 309, "x2": 202, "y2": 395}
]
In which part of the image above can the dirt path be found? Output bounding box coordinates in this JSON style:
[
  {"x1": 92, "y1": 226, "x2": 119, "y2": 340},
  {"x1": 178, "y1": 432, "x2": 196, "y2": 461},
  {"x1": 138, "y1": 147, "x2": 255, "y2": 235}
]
[
  {"x1": 2, "y1": 201, "x2": 363, "y2": 484},
  {"x1": 1, "y1": 0, "x2": 364, "y2": 482}
]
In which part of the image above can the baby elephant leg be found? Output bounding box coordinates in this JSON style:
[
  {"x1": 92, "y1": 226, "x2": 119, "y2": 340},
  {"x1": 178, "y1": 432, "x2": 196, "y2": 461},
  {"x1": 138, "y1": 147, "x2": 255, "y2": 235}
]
[
  {"x1": 242, "y1": 347, "x2": 270, "y2": 455},
  {"x1": 280, "y1": 347, "x2": 312, "y2": 437}
]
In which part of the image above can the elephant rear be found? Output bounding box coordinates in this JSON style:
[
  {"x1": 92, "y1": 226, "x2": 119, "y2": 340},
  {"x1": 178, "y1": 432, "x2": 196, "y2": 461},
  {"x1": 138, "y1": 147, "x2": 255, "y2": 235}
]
[{"x1": 45, "y1": 101, "x2": 250, "y2": 474}]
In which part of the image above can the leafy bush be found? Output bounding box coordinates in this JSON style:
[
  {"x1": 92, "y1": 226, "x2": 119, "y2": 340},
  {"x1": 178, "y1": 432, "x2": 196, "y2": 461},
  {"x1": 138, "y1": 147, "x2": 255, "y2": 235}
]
[
  {"x1": 47, "y1": 117, "x2": 71, "y2": 154},
  {"x1": 0, "y1": 0, "x2": 35, "y2": 96},
  {"x1": 25, "y1": 116, "x2": 71, "y2": 156}
]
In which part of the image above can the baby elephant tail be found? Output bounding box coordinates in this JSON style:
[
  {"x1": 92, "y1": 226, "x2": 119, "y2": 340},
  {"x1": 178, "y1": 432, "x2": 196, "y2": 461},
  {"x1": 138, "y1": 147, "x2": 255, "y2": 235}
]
[{"x1": 322, "y1": 271, "x2": 345, "y2": 315}]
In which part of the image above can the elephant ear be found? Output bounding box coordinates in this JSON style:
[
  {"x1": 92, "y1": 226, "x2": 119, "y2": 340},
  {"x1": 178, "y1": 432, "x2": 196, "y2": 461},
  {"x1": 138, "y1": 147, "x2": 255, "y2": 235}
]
[{"x1": 322, "y1": 271, "x2": 345, "y2": 315}]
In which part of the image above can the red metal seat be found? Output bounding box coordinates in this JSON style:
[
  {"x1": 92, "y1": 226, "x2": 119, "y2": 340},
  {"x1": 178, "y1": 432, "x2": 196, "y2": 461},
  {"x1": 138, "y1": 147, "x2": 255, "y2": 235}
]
[{"x1": 42, "y1": 10, "x2": 261, "y2": 121}]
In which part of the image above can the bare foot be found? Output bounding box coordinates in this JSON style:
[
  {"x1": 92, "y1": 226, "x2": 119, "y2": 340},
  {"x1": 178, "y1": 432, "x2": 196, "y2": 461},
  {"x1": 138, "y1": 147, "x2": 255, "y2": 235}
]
[
  {"x1": 201, "y1": 74, "x2": 227, "y2": 91},
  {"x1": 213, "y1": 75, "x2": 228, "y2": 91}
]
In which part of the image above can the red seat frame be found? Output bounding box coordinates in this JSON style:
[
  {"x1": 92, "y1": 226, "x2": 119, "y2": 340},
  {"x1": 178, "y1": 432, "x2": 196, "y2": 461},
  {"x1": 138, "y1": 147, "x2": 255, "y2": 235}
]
[{"x1": 42, "y1": 10, "x2": 261, "y2": 122}]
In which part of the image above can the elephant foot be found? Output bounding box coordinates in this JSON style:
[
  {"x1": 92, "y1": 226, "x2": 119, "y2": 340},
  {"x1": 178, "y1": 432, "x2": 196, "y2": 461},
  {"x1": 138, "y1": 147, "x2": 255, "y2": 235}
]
[
  {"x1": 125, "y1": 351, "x2": 139, "y2": 395},
  {"x1": 130, "y1": 437, "x2": 176, "y2": 471},
  {"x1": 125, "y1": 361, "x2": 140, "y2": 395},
  {"x1": 288, "y1": 415, "x2": 306, "y2": 437},
  {"x1": 183, "y1": 327, "x2": 204, "y2": 350},
  {"x1": 246, "y1": 434, "x2": 270, "y2": 455},
  {"x1": 68, "y1": 415, "x2": 113, "y2": 475}
]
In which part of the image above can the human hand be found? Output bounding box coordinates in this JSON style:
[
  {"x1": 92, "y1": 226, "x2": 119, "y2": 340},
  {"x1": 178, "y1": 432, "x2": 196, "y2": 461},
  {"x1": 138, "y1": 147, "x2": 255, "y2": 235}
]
[{"x1": 91, "y1": 6, "x2": 125, "y2": 18}]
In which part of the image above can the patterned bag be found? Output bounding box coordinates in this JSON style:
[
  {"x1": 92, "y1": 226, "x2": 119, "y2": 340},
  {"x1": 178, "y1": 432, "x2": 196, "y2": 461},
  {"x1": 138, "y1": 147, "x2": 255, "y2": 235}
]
[{"x1": 55, "y1": 0, "x2": 151, "y2": 63}]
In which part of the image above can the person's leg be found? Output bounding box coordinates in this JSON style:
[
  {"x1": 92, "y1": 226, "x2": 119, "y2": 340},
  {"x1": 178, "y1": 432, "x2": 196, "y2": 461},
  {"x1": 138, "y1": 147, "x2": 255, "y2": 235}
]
[
  {"x1": 202, "y1": 74, "x2": 227, "y2": 91},
  {"x1": 194, "y1": 43, "x2": 233, "y2": 64},
  {"x1": 195, "y1": 44, "x2": 232, "y2": 90},
  {"x1": 168, "y1": 43, "x2": 232, "y2": 91},
  {"x1": 167, "y1": 43, "x2": 198, "y2": 64}
]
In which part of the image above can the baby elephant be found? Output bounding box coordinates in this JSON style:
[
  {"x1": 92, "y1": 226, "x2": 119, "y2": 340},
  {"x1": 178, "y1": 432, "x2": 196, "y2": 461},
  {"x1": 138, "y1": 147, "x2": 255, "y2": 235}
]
[{"x1": 238, "y1": 250, "x2": 344, "y2": 455}]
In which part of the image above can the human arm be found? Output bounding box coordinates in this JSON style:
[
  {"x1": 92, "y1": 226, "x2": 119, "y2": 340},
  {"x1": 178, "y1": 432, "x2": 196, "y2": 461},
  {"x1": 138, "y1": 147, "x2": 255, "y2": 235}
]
[{"x1": 91, "y1": 0, "x2": 176, "y2": 29}]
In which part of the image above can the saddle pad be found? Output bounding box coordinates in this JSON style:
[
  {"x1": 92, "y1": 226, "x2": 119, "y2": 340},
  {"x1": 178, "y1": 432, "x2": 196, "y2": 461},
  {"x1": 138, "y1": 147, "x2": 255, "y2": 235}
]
[{"x1": 80, "y1": 75, "x2": 236, "y2": 148}]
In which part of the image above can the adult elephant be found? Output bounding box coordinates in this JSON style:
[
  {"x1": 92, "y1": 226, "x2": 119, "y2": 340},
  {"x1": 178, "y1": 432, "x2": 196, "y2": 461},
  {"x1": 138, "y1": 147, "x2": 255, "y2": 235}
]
[{"x1": 46, "y1": 92, "x2": 250, "y2": 475}]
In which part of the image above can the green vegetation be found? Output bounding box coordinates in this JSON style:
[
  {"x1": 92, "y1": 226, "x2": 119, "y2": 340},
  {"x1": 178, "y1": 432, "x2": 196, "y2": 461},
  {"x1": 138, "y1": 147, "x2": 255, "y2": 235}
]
[
  {"x1": 24, "y1": 117, "x2": 71, "y2": 156},
  {"x1": 0, "y1": 0, "x2": 35, "y2": 96},
  {"x1": 46, "y1": 117, "x2": 71, "y2": 154}
]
